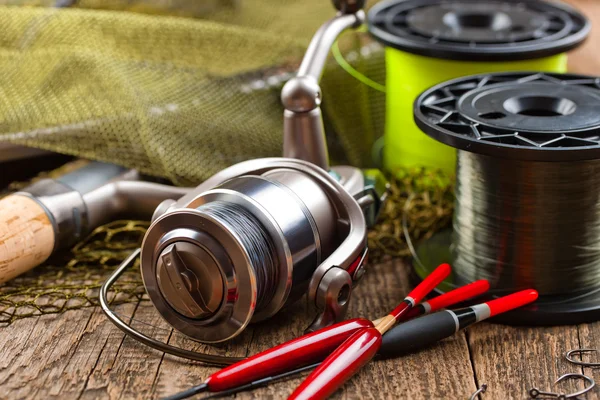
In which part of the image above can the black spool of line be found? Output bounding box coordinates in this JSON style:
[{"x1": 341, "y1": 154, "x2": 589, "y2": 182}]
[
  {"x1": 367, "y1": 0, "x2": 590, "y2": 176},
  {"x1": 412, "y1": 72, "x2": 600, "y2": 325}
]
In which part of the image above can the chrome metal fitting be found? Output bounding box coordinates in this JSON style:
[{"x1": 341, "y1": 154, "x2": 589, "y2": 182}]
[{"x1": 332, "y1": 0, "x2": 366, "y2": 14}]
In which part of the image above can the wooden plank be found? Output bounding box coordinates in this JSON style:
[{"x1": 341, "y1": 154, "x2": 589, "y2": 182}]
[
  {"x1": 467, "y1": 324, "x2": 581, "y2": 400},
  {"x1": 337, "y1": 259, "x2": 477, "y2": 400},
  {"x1": 57, "y1": 303, "x2": 137, "y2": 399},
  {"x1": 565, "y1": 0, "x2": 600, "y2": 75},
  {"x1": 236, "y1": 296, "x2": 312, "y2": 400},
  {"x1": 0, "y1": 302, "x2": 136, "y2": 399},
  {"x1": 0, "y1": 308, "x2": 94, "y2": 398},
  {"x1": 236, "y1": 259, "x2": 477, "y2": 399},
  {"x1": 78, "y1": 300, "x2": 170, "y2": 400},
  {"x1": 0, "y1": 314, "x2": 41, "y2": 397},
  {"x1": 0, "y1": 259, "x2": 475, "y2": 400},
  {"x1": 152, "y1": 314, "x2": 255, "y2": 399},
  {"x1": 576, "y1": 322, "x2": 600, "y2": 400}
]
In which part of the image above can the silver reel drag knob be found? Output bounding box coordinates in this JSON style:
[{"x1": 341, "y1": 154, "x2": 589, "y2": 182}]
[{"x1": 156, "y1": 242, "x2": 225, "y2": 319}]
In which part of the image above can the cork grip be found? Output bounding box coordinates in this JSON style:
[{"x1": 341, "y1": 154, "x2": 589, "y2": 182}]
[{"x1": 0, "y1": 195, "x2": 55, "y2": 283}]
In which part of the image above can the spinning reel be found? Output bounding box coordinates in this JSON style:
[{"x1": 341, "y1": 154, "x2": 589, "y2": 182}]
[{"x1": 100, "y1": 0, "x2": 387, "y2": 363}]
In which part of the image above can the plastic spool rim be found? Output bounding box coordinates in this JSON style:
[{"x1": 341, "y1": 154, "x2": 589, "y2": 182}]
[
  {"x1": 368, "y1": 0, "x2": 590, "y2": 61},
  {"x1": 414, "y1": 72, "x2": 600, "y2": 161}
]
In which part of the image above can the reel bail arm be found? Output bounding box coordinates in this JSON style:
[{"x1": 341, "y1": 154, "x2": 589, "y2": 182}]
[
  {"x1": 100, "y1": 0, "x2": 387, "y2": 355},
  {"x1": 280, "y1": 3, "x2": 365, "y2": 170}
]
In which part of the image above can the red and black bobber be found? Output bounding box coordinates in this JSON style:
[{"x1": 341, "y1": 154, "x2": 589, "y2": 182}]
[{"x1": 380, "y1": 289, "x2": 539, "y2": 357}]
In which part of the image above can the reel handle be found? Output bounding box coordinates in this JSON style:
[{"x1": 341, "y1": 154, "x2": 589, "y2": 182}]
[{"x1": 0, "y1": 194, "x2": 54, "y2": 283}]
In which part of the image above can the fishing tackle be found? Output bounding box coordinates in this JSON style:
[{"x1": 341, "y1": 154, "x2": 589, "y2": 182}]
[
  {"x1": 378, "y1": 290, "x2": 538, "y2": 357},
  {"x1": 162, "y1": 264, "x2": 471, "y2": 400},
  {"x1": 469, "y1": 384, "x2": 487, "y2": 400},
  {"x1": 0, "y1": 143, "x2": 49, "y2": 163},
  {"x1": 101, "y1": 0, "x2": 388, "y2": 360},
  {"x1": 565, "y1": 349, "x2": 600, "y2": 367},
  {"x1": 0, "y1": 161, "x2": 190, "y2": 283},
  {"x1": 289, "y1": 289, "x2": 538, "y2": 400},
  {"x1": 411, "y1": 71, "x2": 600, "y2": 325},
  {"x1": 373, "y1": 278, "x2": 490, "y2": 325},
  {"x1": 529, "y1": 373, "x2": 595, "y2": 399},
  {"x1": 367, "y1": 0, "x2": 590, "y2": 175}
]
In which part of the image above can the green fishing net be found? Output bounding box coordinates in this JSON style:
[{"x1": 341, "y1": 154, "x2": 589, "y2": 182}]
[{"x1": 0, "y1": 0, "x2": 385, "y2": 185}]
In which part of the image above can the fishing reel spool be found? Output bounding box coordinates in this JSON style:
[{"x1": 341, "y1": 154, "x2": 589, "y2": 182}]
[
  {"x1": 367, "y1": 0, "x2": 590, "y2": 175},
  {"x1": 100, "y1": 0, "x2": 388, "y2": 361},
  {"x1": 412, "y1": 72, "x2": 600, "y2": 325}
]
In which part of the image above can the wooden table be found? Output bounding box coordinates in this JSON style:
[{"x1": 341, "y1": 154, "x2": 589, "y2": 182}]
[
  {"x1": 1, "y1": 1, "x2": 600, "y2": 398},
  {"x1": 2, "y1": 259, "x2": 600, "y2": 400}
]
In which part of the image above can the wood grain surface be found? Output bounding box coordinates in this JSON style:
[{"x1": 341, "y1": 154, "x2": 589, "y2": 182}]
[
  {"x1": 0, "y1": 259, "x2": 484, "y2": 400},
  {"x1": 566, "y1": 0, "x2": 600, "y2": 75},
  {"x1": 5, "y1": 258, "x2": 598, "y2": 400},
  {"x1": 1, "y1": 0, "x2": 600, "y2": 399}
]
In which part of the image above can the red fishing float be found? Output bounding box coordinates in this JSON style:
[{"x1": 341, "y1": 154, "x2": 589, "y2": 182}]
[
  {"x1": 165, "y1": 264, "x2": 467, "y2": 400},
  {"x1": 289, "y1": 289, "x2": 538, "y2": 400}
]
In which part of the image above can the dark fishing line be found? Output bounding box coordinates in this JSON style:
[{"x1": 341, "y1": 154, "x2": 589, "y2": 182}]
[
  {"x1": 452, "y1": 152, "x2": 600, "y2": 295},
  {"x1": 198, "y1": 201, "x2": 279, "y2": 310}
]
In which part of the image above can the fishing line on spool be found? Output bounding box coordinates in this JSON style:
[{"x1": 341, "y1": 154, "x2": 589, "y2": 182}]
[
  {"x1": 331, "y1": 31, "x2": 387, "y2": 94},
  {"x1": 197, "y1": 201, "x2": 279, "y2": 311},
  {"x1": 409, "y1": 71, "x2": 600, "y2": 323},
  {"x1": 402, "y1": 165, "x2": 600, "y2": 305},
  {"x1": 451, "y1": 152, "x2": 600, "y2": 295}
]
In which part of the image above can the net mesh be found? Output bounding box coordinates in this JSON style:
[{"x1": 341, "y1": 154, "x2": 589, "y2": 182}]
[
  {"x1": 0, "y1": 220, "x2": 147, "y2": 326},
  {"x1": 0, "y1": 0, "x2": 385, "y2": 185}
]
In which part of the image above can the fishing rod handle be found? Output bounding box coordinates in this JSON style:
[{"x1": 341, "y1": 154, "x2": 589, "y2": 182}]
[
  {"x1": 205, "y1": 318, "x2": 373, "y2": 392},
  {"x1": 0, "y1": 161, "x2": 191, "y2": 284},
  {"x1": 0, "y1": 194, "x2": 54, "y2": 283}
]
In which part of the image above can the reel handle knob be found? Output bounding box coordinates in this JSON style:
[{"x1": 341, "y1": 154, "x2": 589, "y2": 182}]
[{"x1": 305, "y1": 267, "x2": 353, "y2": 333}]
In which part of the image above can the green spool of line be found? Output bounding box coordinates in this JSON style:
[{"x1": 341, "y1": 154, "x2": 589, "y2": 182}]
[{"x1": 367, "y1": 0, "x2": 590, "y2": 175}]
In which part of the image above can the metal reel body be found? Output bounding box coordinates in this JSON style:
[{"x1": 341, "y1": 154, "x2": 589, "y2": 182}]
[{"x1": 141, "y1": 158, "x2": 368, "y2": 343}]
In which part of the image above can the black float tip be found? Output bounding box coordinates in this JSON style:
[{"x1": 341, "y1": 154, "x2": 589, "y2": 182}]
[{"x1": 161, "y1": 382, "x2": 209, "y2": 400}]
